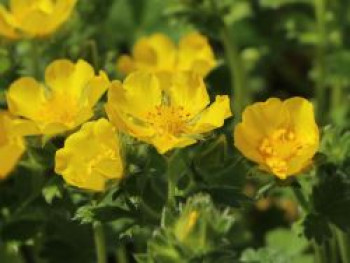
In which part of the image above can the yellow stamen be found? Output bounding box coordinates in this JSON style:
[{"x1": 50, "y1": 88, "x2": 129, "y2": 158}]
[{"x1": 145, "y1": 105, "x2": 190, "y2": 136}]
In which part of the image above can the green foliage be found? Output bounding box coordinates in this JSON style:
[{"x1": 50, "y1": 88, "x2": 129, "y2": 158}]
[
  {"x1": 260, "y1": 0, "x2": 312, "y2": 9},
  {"x1": 241, "y1": 228, "x2": 313, "y2": 263},
  {"x1": 303, "y1": 128, "x2": 350, "y2": 244},
  {"x1": 320, "y1": 127, "x2": 350, "y2": 164}
]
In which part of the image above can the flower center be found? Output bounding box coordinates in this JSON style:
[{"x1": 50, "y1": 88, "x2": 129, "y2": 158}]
[
  {"x1": 258, "y1": 129, "x2": 303, "y2": 178},
  {"x1": 37, "y1": 93, "x2": 80, "y2": 127},
  {"x1": 145, "y1": 105, "x2": 190, "y2": 136}
]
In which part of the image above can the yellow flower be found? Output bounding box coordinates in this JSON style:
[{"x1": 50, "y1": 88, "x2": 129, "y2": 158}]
[
  {"x1": 55, "y1": 119, "x2": 123, "y2": 191},
  {"x1": 0, "y1": 0, "x2": 77, "y2": 39},
  {"x1": 0, "y1": 112, "x2": 26, "y2": 179},
  {"x1": 7, "y1": 59, "x2": 110, "y2": 136},
  {"x1": 234, "y1": 97, "x2": 320, "y2": 179},
  {"x1": 106, "y1": 71, "x2": 231, "y2": 154},
  {"x1": 116, "y1": 32, "x2": 216, "y2": 77}
]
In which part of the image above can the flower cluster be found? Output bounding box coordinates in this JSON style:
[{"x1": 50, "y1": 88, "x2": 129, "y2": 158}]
[{"x1": 0, "y1": 0, "x2": 320, "y2": 193}]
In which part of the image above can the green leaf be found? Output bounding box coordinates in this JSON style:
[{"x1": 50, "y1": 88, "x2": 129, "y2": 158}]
[
  {"x1": 241, "y1": 228, "x2": 313, "y2": 263},
  {"x1": 194, "y1": 136, "x2": 248, "y2": 188},
  {"x1": 42, "y1": 176, "x2": 63, "y2": 204},
  {"x1": 303, "y1": 213, "x2": 332, "y2": 244},
  {"x1": 266, "y1": 228, "x2": 309, "y2": 254},
  {"x1": 312, "y1": 164, "x2": 350, "y2": 231}
]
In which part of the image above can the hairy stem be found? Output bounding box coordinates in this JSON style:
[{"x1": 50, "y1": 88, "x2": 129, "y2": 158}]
[
  {"x1": 93, "y1": 222, "x2": 107, "y2": 263},
  {"x1": 335, "y1": 227, "x2": 350, "y2": 263},
  {"x1": 220, "y1": 26, "x2": 246, "y2": 119},
  {"x1": 314, "y1": 0, "x2": 327, "y2": 123}
]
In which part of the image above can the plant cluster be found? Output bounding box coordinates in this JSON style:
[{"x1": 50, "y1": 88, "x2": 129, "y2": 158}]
[{"x1": 0, "y1": 0, "x2": 349, "y2": 263}]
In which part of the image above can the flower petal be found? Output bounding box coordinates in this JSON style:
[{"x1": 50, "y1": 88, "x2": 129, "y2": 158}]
[
  {"x1": 190, "y1": 95, "x2": 232, "y2": 134},
  {"x1": 8, "y1": 118, "x2": 40, "y2": 136},
  {"x1": 106, "y1": 83, "x2": 155, "y2": 139},
  {"x1": 0, "y1": 137, "x2": 24, "y2": 179},
  {"x1": 132, "y1": 33, "x2": 176, "y2": 72},
  {"x1": 167, "y1": 71, "x2": 210, "y2": 118},
  {"x1": 177, "y1": 32, "x2": 216, "y2": 76},
  {"x1": 234, "y1": 123, "x2": 264, "y2": 163},
  {"x1": 116, "y1": 55, "x2": 135, "y2": 75},
  {"x1": 0, "y1": 6, "x2": 19, "y2": 39},
  {"x1": 116, "y1": 72, "x2": 162, "y2": 119},
  {"x1": 45, "y1": 59, "x2": 95, "y2": 98},
  {"x1": 150, "y1": 134, "x2": 196, "y2": 154},
  {"x1": 7, "y1": 77, "x2": 46, "y2": 120},
  {"x1": 0, "y1": 112, "x2": 25, "y2": 178},
  {"x1": 85, "y1": 70, "x2": 110, "y2": 106},
  {"x1": 241, "y1": 98, "x2": 289, "y2": 138},
  {"x1": 283, "y1": 97, "x2": 319, "y2": 144}
]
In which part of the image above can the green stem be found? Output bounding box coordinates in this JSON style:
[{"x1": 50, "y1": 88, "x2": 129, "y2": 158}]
[
  {"x1": 93, "y1": 222, "x2": 107, "y2": 263},
  {"x1": 116, "y1": 245, "x2": 128, "y2": 263},
  {"x1": 335, "y1": 227, "x2": 350, "y2": 263},
  {"x1": 314, "y1": 0, "x2": 327, "y2": 123},
  {"x1": 167, "y1": 174, "x2": 176, "y2": 207},
  {"x1": 209, "y1": 0, "x2": 247, "y2": 119},
  {"x1": 328, "y1": 232, "x2": 339, "y2": 263},
  {"x1": 291, "y1": 186, "x2": 310, "y2": 212},
  {"x1": 220, "y1": 25, "x2": 246, "y2": 120},
  {"x1": 313, "y1": 241, "x2": 328, "y2": 263},
  {"x1": 330, "y1": 83, "x2": 342, "y2": 124},
  {"x1": 30, "y1": 40, "x2": 40, "y2": 79}
]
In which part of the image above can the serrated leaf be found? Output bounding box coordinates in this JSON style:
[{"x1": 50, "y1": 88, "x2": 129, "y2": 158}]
[
  {"x1": 312, "y1": 165, "x2": 350, "y2": 231},
  {"x1": 303, "y1": 213, "x2": 332, "y2": 244}
]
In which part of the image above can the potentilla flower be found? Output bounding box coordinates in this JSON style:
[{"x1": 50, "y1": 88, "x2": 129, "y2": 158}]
[
  {"x1": 116, "y1": 32, "x2": 216, "y2": 77},
  {"x1": 0, "y1": 0, "x2": 77, "y2": 39},
  {"x1": 106, "y1": 71, "x2": 231, "y2": 154},
  {"x1": 55, "y1": 119, "x2": 124, "y2": 191},
  {"x1": 7, "y1": 59, "x2": 110, "y2": 135},
  {"x1": 0, "y1": 112, "x2": 26, "y2": 179},
  {"x1": 234, "y1": 97, "x2": 320, "y2": 179}
]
